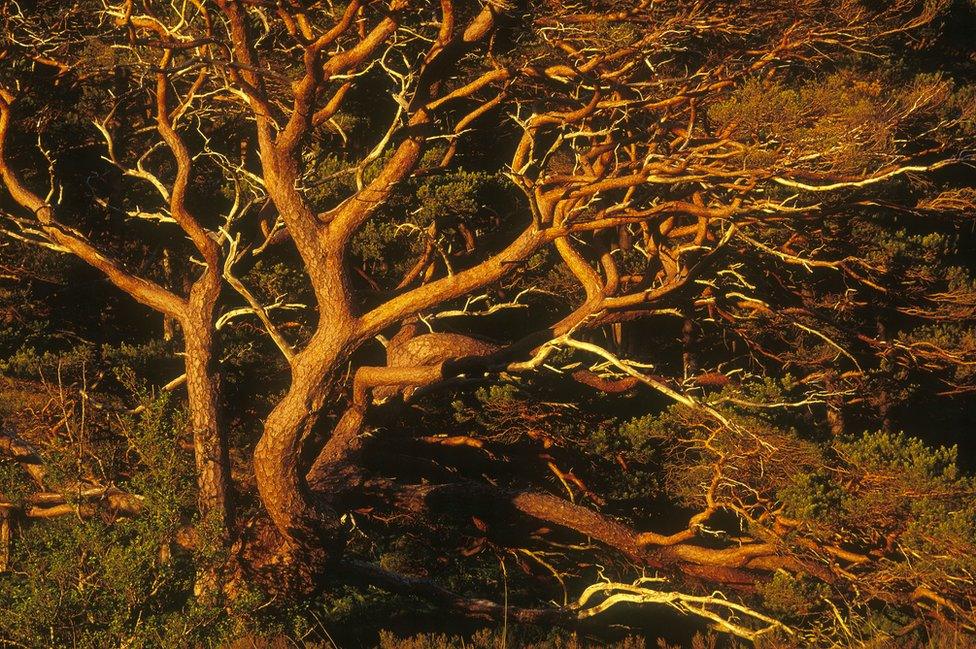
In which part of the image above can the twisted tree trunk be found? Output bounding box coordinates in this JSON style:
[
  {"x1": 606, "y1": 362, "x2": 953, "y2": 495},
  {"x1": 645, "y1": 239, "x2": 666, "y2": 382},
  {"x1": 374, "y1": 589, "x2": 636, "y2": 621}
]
[
  {"x1": 254, "y1": 325, "x2": 502, "y2": 554},
  {"x1": 254, "y1": 326, "x2": 354, "y2": 547}
]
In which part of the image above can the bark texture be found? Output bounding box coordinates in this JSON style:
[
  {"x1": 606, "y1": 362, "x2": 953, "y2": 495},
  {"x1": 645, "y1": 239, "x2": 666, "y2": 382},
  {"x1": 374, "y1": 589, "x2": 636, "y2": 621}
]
[{"x1": 183, "y1": 272, "x2": 230, "y2": 528}]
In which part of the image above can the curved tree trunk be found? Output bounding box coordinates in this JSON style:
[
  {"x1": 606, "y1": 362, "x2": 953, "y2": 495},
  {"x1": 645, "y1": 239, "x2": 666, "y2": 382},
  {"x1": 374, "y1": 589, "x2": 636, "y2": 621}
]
[
  {"x1": 253, "y1": 326, "x2": 353, "y2": 547},
  {"x1": 253, "y1": 326, "x2": 498, "y2": 551}
]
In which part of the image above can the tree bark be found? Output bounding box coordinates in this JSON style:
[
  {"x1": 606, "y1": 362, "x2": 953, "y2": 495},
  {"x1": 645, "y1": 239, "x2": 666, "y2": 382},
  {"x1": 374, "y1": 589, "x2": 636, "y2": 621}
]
[
  {"x1": 253, "y1": 326, "x2": 354, "y2": 547},
  {"x1": 376, "y1": 481, "x2": 833, "y2": 586},
  {"x1": 182, "y1": 270, "x2": 231, "y2": 532}
]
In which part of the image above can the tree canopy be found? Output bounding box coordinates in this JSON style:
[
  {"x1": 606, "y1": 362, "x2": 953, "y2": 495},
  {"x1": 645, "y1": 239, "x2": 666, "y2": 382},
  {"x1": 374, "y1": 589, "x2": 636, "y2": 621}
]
[{"x1": 1, "y1": 0, "x2": 975, "y2": 646}]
